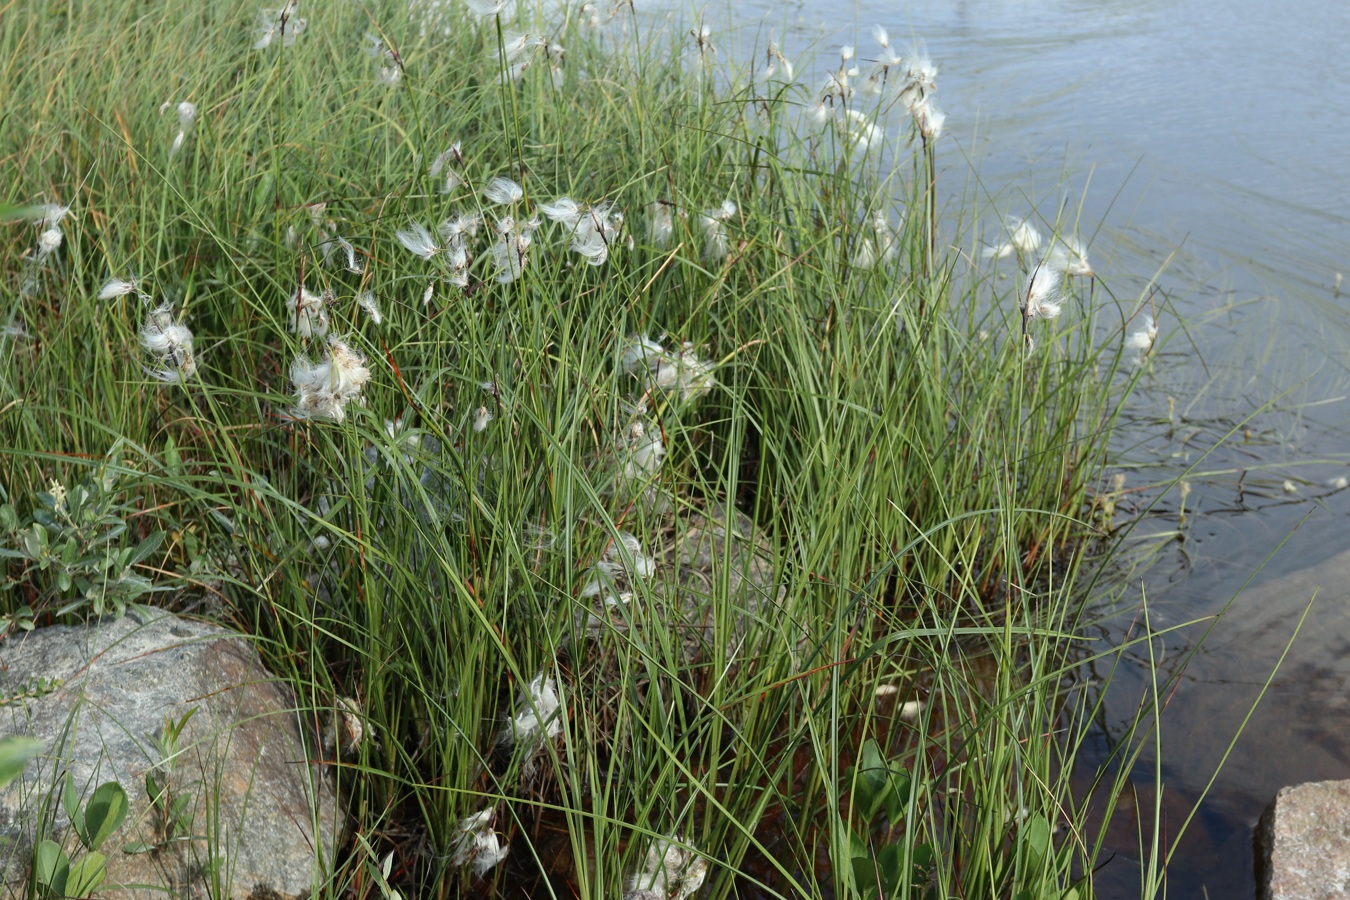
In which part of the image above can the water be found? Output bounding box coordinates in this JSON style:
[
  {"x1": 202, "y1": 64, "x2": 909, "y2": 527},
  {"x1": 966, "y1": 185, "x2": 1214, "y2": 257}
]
[{"x1": 706, "y1": 0, "x2": 1350, "y2": 894}]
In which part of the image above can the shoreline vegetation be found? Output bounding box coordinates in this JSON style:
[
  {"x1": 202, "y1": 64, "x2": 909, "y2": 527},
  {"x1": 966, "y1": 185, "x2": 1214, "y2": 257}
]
[{"x1": 1, "y1": 0, "x2": 1175, "y2": 896}]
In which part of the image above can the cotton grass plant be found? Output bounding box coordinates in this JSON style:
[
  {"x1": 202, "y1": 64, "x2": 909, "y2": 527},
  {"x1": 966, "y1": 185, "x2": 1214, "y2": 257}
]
[{"x1": 0, "y1": 1, "x2": 1171, "y2": 897}]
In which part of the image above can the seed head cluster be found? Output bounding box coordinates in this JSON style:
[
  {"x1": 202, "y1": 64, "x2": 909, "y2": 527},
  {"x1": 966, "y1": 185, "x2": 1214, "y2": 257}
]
[
  {"x1": 624, "y1": 835, "x2": 708, "y2": 900},
  {"x1": 139, "y1": 299, "x2": 197, "y2": 383},
  {"x1": 290, "y1": 336, "x2": 371, "y2": 422}
]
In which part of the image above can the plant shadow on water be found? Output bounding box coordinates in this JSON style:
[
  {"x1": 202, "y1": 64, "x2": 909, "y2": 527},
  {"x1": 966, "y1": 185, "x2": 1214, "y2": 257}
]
[{"x1": 1072, "y1": 282, "x2": 1350, "y2": 898}]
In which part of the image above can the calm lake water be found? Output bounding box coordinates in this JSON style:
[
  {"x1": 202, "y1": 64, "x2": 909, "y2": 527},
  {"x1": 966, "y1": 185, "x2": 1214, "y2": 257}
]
[{"x1": 700, "y1": 0, "x2": 1350, "y2": 895}]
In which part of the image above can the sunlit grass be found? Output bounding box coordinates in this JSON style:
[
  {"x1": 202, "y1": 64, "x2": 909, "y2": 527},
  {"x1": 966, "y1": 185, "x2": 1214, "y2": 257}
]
[{"x1": 0, "y1": 1, "x2": 1176, "y2": 897}]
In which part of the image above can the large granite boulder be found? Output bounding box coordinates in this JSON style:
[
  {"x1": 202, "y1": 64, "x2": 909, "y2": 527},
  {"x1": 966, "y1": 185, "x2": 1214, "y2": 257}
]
[
  {"x1": 0, "y1": 608, "x2": 341, "y2": 899},
  {"x1": 1258, "y1": 780, "x2": 1350, "y2": 899}
]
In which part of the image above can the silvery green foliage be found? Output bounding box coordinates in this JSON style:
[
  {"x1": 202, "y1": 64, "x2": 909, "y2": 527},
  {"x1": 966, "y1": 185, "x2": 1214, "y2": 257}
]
[{"x1": 0, "y1": 452, "x2": 166, "y2": 619}]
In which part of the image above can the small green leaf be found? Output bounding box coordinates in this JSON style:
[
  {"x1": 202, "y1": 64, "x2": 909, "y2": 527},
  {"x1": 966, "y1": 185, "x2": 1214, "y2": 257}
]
[
  {"x1": 854, "y1": 738, "x2": 889, "y2": 819},
  {"x1": 851, "y1": 855, "x2": 880, "y2": 900},
  {"x1": 209, "y1": 509, "x2": 237, "y2": 534},
  {"x1": 169, "y1": 707, "x2": 197, "y2": 742},
  {"x1": 126, "y1": 531, "x2": 164, "y2": 568},
  {"x1": 64, "y1": 849, "x2": 107, "y2": 897},
  {"x1": 83, "y1": 782, "x2": 129, "y2": 852},
  {"x1": 163, "y1": 433, "x2": 182, "y2": 476},
  {"x1": 876, "y1": 843, "x2": 905, "y2": 895},
  {"x1": 1020, "y1": 813, "x2": 1051, "y2": 869},
  {"x1": 21, "y1": 526, "x2": 43, "y2": 560},
  {"x1": 122, "y1": 840, "x2": 156, "y2": 855},
  {"x1": 882, "y1": 769, "x2": 910, "y2": 823},
  {"x1": 145, "y1": 771, "x2": 164, "y2": 806},
  {"x1": 169, "y1": 793, "x2": 191, "y2": 823},
  {"x1": 167, "y1": 794, "x2": 193, "y2": 840},
  {"x1": 0, "y1": 736, "x2": 42, "y2": 789},
  {"x1": 33, "y1": 839, "x2": 68, "y2": 892},
  {"x1": 62, "y1": 773, "x2": 85, "y2": 846},
  {"x1": 853, "y1": 738, "x2": 909, "y2": 823},
  {"x1": 57, "y1": 596, "x2": 88, "y2": 618}
]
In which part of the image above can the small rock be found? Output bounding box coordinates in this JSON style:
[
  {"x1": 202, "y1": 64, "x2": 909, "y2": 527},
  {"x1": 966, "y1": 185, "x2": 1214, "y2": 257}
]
[
  {"x1": 668, "y1": 502, "x2": 785, "y2": 662},
  {"x1": 1258, "y1": 780, "x2": 1350, "y2": 899},
  {"x1": 0, "y1": 608, "x2": 342, "y2": 899}
]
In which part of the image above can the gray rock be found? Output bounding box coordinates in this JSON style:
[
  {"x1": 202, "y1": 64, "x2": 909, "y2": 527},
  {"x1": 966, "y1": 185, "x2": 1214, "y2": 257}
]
[
  {"x1": 0, "y1": 608, "x2": 341, "y2": 899},
  {"x1": 669, "y1": 502, "x2": 786, "y2": 662},
  {"x1": 1258, "y1": 780, "x2": 1350, "y2": 900}
]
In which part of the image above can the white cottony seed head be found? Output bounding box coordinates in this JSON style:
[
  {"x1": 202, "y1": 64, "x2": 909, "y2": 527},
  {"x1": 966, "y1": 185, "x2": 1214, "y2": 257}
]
[
  {"x1": 1022, "y1": 262, "x2": 1062, "y2": 321},
  {"x1": 450, "y1": 807, "x2": 510, "y2": 878},
  {"x1": 289, "y1": 286, "x2": 330, "y2": 339},
  {"x1": 623, "y1": 425, "x2": 665, "y2": 483},
  {"x1": 473, "y1": 405, "x2": 493, "y2": 432},
  {"x1": 497, "y1": 672, "x2": 562, "y2": 757},
  {"x1": 396, "y1": 222, "x2": 440, "y2": 260},
  {"x1": 98, "y1": 276, "x2": 139, "y2": 300},
  {"x1": 625, "y1": 835, "x2": 707, "y2": 900},
  {"x1": 1125, "y1": 316, "x2": 1158, "y2": 352},
  {"x1": 36, "y1": 228, "x2": 63, "y2": 261},
  {"x1": 595, "y1": 531, "x2": 656, "y2": 581},
  {"x1": 1009, "y1": 218, "x2": 1042, "y2": 255},
  {"x1": 1047, "y1": 235, "x2": 1093, "y2": 276},
  {"x1": 336, "y1": 235, "x2": 364, "y2": 273},
  {"x1": 648, "y1": 202, "x2": 675, "y2": 247},
  {"x1": 620, "y1": 335, "x2": 715, "y2": 404},
  {"x1": 289, "y1": 336, "x2": 371, "y2": 422},
  {"x1": 253, "y1": 5, "x2": 307, "y2": 50},
  {"x1": 483, "y1": 176, "x2": 524, "y2": 205},
  {"x1": 356, "y1": 290, "x2": 382, "y2": 325},
  {"x1": 140, "y1": 302, "x2": 197, "y2": 383},
  {"x1": 914, "y1": 96, "x2": 944, "y2": 142},
  {"x1": 463, "y1": 0, "x2": 512, "y2": 15},
  {"x1": 32, "y1": 204, "x2": 69, "y2": 229},
  {"x1": 1125, "y1": 315, "x2": 1159, "y2": 365},
  {"x1": 430, "y1": 142, "x2": 464, "y2": 194},
  {"x1": 540, "y1": 196, "x2": 582, "y2": 229}
]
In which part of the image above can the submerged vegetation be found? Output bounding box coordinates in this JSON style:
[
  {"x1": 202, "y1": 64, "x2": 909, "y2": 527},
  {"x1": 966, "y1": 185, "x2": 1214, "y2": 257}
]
[{"x1": 0, "y1": 0, "x2": 1170, "y2": 897}]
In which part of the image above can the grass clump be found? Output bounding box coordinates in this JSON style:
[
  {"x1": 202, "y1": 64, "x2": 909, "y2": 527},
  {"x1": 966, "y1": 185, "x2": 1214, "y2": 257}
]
[{"x1": 0, "y1": 1, "x2": 1160, "y2": 897}]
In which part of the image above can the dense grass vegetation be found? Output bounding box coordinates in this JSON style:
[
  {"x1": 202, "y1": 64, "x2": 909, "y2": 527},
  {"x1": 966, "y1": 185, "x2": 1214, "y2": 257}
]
[{"x1": 0, "y1": 1, "x2": 1166, "y2": 897}]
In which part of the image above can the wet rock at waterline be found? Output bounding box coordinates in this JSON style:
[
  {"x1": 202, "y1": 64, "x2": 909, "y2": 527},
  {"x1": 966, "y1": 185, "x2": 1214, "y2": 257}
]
[
  {"x1": 0, "y1": 609, "x2": 341, "y2": 899},
  {"x1": 1258, "y1": 780, "x2": 1350, "y2": 899}
]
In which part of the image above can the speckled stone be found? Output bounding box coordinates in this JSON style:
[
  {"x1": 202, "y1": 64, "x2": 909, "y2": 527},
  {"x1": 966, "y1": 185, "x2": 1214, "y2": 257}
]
[
  {"x1": 0, "y1": 609, "x2": 342, "y2": 899},
  {"x1": 1258, "y1": 780, "x2": 1350, "y2": 900}
]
